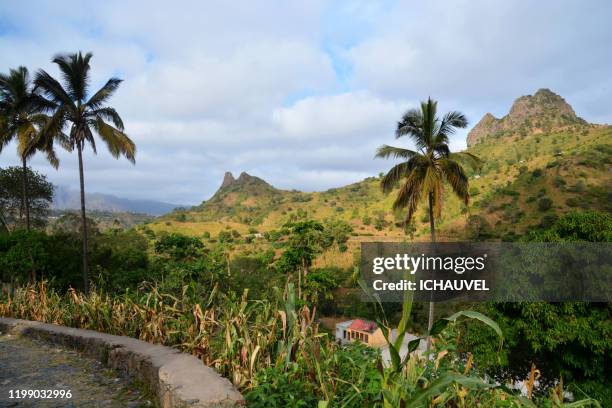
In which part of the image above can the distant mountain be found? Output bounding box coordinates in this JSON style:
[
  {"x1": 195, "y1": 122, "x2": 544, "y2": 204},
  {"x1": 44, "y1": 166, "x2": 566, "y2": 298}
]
[
  {"x1": 52, "y1": 186, "x2": 178, "y2": 216},
  {"x1": 467, "y1": 88, "x2": 587, "y2": 146},
  {"x1": 190, "y1": 171, "x2": 288, "y2": 223}
]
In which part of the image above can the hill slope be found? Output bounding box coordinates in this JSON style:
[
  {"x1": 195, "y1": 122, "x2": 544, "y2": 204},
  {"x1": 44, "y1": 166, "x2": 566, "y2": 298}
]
[{"x1": 149, "y1": 89, "x2": 612, "y2": 267}]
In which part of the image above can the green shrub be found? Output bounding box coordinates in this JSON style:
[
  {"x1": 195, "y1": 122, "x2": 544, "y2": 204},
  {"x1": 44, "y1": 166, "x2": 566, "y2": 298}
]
[
  {"x1": 566, "y1": 197, "x2": 579, "y2": 207},
  {"x1": 538, "y1": 197, "x2": 553, "y2": 211}
]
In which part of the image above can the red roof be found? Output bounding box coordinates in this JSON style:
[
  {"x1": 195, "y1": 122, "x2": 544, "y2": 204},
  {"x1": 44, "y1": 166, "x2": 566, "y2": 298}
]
[{"x1": 349, "y1": 319, "x2": 377, "y2": 332}]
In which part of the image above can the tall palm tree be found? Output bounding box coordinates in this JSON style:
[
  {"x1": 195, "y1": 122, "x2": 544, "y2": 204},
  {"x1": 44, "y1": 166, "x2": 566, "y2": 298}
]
[
  {"x1": 375, "y1": 98, "x2": 480, "y2": 349},
  {"x1": 35, "y1": 52, "x2": 136, "y2": 293},
  {"x1": 0, "y1": 66, "x2": 60, "y2": 230}
]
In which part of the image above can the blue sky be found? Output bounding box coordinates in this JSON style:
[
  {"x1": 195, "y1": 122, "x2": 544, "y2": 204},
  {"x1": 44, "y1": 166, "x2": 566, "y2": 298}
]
[{"x1": 1, "y1": 1, "x2": 611, "y2": 205}]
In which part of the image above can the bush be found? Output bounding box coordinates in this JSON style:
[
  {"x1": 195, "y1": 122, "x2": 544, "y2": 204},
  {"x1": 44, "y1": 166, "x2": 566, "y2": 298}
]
[
  {"x1": 553, "y1": 176, "x2": 567, "y2": 189},
  {"x1": 465, "y1": 215, "x2": 492, "y2": 241},
  {"x1": 538, "y1": 197, "x2": 553, "y2": 211},
  {"x1": 566, "y1": 197, "x2": 579, "y2": 207},
  {"x1": 154, "y1": 233, "x2": 204, "y2": 261},
  {"x1": 539, "y1": 214, "x2": 559, "y2": 229},
  {"x1": 218, "y1": 230, "x2": 233, "y2": 243}
]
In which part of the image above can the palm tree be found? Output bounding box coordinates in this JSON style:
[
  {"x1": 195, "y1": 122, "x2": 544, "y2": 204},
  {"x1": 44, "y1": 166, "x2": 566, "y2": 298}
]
[
  {"x1": 375, "y1": 98, "x2": 479, "y2": 349},
  {"x1": 0, "y1": 66, "x2": 60, "y2": 230},
  {"x1": 35, "y1": 52, "x2": 136, "y2": 293}
]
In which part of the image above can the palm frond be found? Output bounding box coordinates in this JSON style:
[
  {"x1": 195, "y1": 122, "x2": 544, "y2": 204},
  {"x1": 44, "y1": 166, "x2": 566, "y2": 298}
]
[
  {"x1": 380, "y1": 154, "x2": 428, "y2": 194},
  {"x1": 34, "y1": 70, "x2": 74, "y2": 107},
  {"x1": 380, "y1": 162, "x2": 409, "y2": 194},
  {"x1": 92, "y1": 117, "x2": 135, "y2": 163},
  {"x1": 432, "y1": 143, "x2": 450, "y2": 158},
  {"x1": 438, "y1": 111, "x2": 468, "y2": 137},
  {"x1": 42, "y1": 107, "x2": 69, "y2": 149},
  {"x1": 448, "y1": 152, "x2": 483, "y2": 171},
  {"x1": 52, "y1": 52, "x2": 92, "y2": 103},
  {"x1": 86, "y1": 78, "x2": 122, "y2": 110},
  {"x1": 440, "y1": 158, "x2": 469, "y2": 205},
  {"x1": 421, "y1": 98, "x2": 438, "y2": 149},
  {"x1": 88, "y1": 107, "x2": 124, "y2": 130},
  {"x1": 396, "y1": 108, "x2": 425, "y2": 146},
  {"x1": 393, "y1": 170, "x2": 424, "y2": 224},
  {"x1": 16, "y1": 122, "x2": 38, "y2": 159},
  {"x1": 375, "y1": 144, "x2": 417, "y2": 160},
  {"x1": 43, "y1": 147, "x2": 60, "y2": 169},
  {"x1": 84, "y1": 126, "x2": 97, "y2": 154}
]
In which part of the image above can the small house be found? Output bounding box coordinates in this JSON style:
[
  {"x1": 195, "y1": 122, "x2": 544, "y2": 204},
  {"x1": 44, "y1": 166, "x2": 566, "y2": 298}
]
[{"x1": 335, "y1": 319, "x2": 386, "y2": 347}]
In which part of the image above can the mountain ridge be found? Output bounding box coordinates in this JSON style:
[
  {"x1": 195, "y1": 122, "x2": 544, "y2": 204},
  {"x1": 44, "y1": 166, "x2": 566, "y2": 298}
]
[
  {"x1": 53, "y1": 186, "x2": 179, "y2": 216},
  {"x1": 467, "y1": 88, "x2": 586, "y2": 146}
]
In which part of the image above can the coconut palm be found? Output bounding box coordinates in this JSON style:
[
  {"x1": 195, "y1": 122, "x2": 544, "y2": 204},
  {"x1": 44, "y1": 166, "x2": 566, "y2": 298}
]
[
  {"x1": 375, "y1": 98, "x2": 480, "y2": 348},
  {"x1": 35, "y1": 52, "x2": 135, "y2": 293},
  {"x1": 0, "y1": 66, "x2": 60, "y2": 230}
]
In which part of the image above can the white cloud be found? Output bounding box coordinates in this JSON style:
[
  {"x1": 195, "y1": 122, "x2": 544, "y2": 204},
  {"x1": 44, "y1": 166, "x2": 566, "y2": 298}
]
[
  {"x1": 272, "y1": 91, "x2": 407, "y2": 140},
  {"x1": 0, "y1": 0, "x2": 610, "y2": 205}
]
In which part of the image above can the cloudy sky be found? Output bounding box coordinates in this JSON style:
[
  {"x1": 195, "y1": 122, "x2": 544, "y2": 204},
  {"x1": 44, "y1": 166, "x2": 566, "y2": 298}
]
[{"x1": 1, "y1": 1, "x2": 611, "y2": 205}]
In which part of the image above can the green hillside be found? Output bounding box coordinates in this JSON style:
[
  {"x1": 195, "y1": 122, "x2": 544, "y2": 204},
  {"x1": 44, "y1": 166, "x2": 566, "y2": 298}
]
[{"x1": 148, "y1": 89, "x2": 612, "y2": 267}]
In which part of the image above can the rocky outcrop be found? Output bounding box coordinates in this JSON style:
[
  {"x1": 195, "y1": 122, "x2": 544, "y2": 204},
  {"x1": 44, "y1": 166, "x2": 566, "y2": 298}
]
[
  {"x1": 467, "y1": 88, "x2": 586, "y2": 147},
  {"x1": 466, "y1": 113, "x2": 502, "y2": 147},
  {"x1": 221, "y1": 172, "x2": 236, "y2": 188}
]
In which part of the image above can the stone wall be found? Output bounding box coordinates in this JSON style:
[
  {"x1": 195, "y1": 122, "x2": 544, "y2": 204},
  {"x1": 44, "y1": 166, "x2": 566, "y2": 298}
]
[{"x1": 0, "y1": 317, "x2": 244, "y2": 408}]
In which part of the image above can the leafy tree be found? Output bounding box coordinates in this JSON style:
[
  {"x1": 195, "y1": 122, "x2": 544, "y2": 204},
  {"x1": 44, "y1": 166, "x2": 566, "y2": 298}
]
[
  {"x1": 277, "y1": 220, "x2": 327, "y2": 300},
  {"x1": 90, "y1": 229, "x2": 150, "y2": 293},
  {"x1": 0, "y1": 230, "x2": 81, "y2": 287},
  {"x1": 376, "y1": 98, "x2": 480, "y2": 344},
  {"x1": 154, "y1": 233, "x2": 204, "y2": 261},
  {"x1": 322, "y1": 218, "x2": 353, "y2": 248},
  {"x1": 35, "y1": 52, "x2": 136, "y2": 293},
  {"x1": 465, "y1": 214, "x2": 492, "y2": 241},
  {"x1": 0, "y1": 66, "x2": 62, "y2": 230},
  {"x1": 303, "y1": 268, "x2": 339, "y2": 305},
  {"x1": 0, "y1": 166, "x2": 53, "y2": 231},
  {"x1": 461, "y1": 211, "x2": 612, "y2": 402}
]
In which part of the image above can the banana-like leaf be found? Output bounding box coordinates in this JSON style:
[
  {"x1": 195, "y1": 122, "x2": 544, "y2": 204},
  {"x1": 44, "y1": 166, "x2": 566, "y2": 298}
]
[
  {"x1": 429, "y1": 310, "x2": 503, "y2": 345},
  {"x1": 408, "y1": 372, "x2": 494, "y2": 407}
]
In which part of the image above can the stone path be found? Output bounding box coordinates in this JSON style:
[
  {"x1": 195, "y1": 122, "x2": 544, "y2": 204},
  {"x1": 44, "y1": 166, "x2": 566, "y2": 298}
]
[{"x1": 0, "y1": 333, "x2": 154, "y2": 407}]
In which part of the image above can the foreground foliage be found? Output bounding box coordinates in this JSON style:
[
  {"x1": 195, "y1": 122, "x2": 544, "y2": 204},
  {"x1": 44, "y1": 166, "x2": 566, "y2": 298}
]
[{"x1": 0, "y1": 282, "x2": 602, "y2": 407}]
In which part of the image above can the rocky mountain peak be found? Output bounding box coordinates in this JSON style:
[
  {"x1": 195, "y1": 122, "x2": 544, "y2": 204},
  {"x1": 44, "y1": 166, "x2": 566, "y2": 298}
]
[
  {"x1": 237, "y1": 171, "x2": 257, "y2": 183},
  {"x1": 221, "y1": 171, "x2": 236, "y2": 188},
  {"x1": 467, "y1": 88, "x2": 585, "y2": 147},
  {"x1": 204, "y1": 170, "x2": 280, "y2": 207},
  {"x1": 216, "y1": 171, "x2": 272, "y2": 192}
]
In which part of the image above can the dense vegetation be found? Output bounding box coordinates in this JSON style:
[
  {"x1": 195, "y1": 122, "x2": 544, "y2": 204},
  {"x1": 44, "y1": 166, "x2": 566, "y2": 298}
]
[
  {"x1": 0, "y1": 202, "x2": 609, "y2": 406},
  {"x1": 459, "y1": 211, "x2": 612, "y2": 404}
]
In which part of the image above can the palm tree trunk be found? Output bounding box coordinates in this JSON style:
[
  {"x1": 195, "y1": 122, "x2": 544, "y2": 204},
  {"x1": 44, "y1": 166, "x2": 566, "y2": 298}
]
[
  {"x1": 77, "y1": 143, "x2": 89, "y2": 294},
  {"x1": 427, "y1": 191, "x2": 436, "y2": 351},
  {"x1": 21, "y1": 158, "x2": 30, "y2": 231}
]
